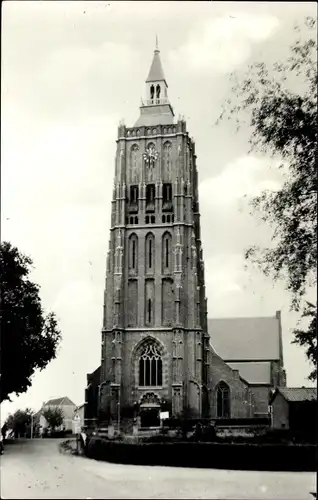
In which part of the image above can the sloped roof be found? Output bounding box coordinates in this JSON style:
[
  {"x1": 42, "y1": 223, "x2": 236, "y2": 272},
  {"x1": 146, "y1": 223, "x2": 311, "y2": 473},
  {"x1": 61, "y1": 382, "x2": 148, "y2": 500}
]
[
  {"x1": 208, "y1": 316, "x2": 280, "y2": 361},
  {"x1": 44, "y1": 396, "x2": 76, "y2": 406},
  {"x1": 146, "y1": 49, "x2": 166, "y2": 83},
  {"x1": 277, "y1": 387, "x2": 317, "y2": 402},
  {"x1": 228, "y1": 361, "x2": 271, "y2": 385}
]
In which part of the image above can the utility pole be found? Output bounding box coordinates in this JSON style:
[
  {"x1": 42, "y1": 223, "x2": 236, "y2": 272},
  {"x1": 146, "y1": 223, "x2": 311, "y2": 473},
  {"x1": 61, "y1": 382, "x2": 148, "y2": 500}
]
[{"x1": 30, "y1": 414, "x2": 33, "y2": 439}]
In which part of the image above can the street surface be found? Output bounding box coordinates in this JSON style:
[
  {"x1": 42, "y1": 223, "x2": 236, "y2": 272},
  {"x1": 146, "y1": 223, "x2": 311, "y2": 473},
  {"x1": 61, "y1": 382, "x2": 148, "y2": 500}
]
[{"x1": 0, "y1": 438, "x2": 316, "y2": 499}]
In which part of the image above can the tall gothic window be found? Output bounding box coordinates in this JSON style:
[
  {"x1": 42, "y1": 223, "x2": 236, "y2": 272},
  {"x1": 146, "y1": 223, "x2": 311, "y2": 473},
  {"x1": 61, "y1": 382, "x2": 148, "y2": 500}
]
[
  {"x1": 129, "y1": 234, "x2": 138, "y2": 273},
  {"x1": 163, "y1": 142, "x2": 172, "y2": 180},
  {"x1": 145, "y1": 233, "x2": 154, "y2": 273},
  {"x1": 145, "y1": 142, "x2": 156, "y2": 182},
  {"x1": 162, "y1": 232, "x2": 172, "y2": 273},
  {"x1": 139, "y1": 343, "x2": 163, "y2": 387},
  {"x1": 216, "y1": 381, "x2": 230, "y2": 418},
  {"x1": 130, "y1": 144, "x2": 139, "y2": 183}
]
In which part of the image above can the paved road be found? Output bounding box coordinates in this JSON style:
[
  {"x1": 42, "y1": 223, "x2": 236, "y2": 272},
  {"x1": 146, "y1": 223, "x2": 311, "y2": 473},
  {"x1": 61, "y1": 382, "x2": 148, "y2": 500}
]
[{"x1": 0, "y1": 439, "x2": 316, "y2": 499}]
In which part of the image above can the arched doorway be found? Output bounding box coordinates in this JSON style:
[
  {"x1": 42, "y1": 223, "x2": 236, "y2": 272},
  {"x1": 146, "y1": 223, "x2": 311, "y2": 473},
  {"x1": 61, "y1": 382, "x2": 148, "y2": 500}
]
[{"x1": 139, "y1": 392, "x2": 161, "y2": 428}]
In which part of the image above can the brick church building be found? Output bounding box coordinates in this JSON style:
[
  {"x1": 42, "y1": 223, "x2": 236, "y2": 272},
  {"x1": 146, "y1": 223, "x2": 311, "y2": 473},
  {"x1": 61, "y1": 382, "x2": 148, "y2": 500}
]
[{"x1": 84, "y1": 43, "x2": 286, "y2": 428}]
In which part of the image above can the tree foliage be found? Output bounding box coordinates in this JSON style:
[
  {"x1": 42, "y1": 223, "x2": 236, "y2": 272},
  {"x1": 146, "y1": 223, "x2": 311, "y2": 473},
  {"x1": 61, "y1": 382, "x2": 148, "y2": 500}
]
[
  {"x1": 5, "y1": 408, "x2": 34, "y2": 437},
  {"x1": 0, "y1": 241, "x2": 62, "y2": 402},
  {"x1": 293, "y1": 301, "x2": 317, "y2": 381},
  {"x1": 42, "y1": 406, "x2": 64, "y2": 430},
  {"x1": 217, "y1": 17, "x2": 317, "y2": 379}
]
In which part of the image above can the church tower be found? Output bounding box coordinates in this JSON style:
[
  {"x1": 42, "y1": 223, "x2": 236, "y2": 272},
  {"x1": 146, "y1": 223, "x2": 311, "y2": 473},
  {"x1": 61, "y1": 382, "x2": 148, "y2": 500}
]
[{"x1": 100, "y1": 42, "x2": 210, "y2": 426}]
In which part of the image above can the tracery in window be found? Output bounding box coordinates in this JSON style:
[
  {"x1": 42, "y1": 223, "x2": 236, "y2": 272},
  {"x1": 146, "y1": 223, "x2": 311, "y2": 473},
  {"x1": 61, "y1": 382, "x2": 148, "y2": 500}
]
[
  {"x1": 139, "y1": 343, "x2": 162, "y2": 387},
  {"x1": 130, "y1": 144, "x2": 139, "y2": 183},
  {"x1": 163, "y1": 142, "x2": 172, "y2": 180},
  {"x1": 216, "y1": 381, "x2": 230, "y2": 418}
]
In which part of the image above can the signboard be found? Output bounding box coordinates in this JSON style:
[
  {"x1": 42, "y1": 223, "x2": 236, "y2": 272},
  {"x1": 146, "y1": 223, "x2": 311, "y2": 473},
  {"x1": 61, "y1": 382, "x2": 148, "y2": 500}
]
[{"x1": 160, "y1": 411, "x2": 169, "y2": 420}]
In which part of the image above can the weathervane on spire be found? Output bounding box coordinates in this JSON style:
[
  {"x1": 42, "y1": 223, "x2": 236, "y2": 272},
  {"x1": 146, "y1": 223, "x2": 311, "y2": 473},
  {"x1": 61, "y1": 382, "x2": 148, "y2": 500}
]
[{"x1": 155, "y1": 34, "x2": 159, "y2": 51}]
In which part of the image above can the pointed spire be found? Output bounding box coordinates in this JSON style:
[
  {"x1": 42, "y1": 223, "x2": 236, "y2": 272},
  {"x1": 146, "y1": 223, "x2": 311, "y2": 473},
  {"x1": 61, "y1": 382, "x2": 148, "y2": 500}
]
[{"x1": 146, "y1": 39, "x2": 166, "y2": 83}]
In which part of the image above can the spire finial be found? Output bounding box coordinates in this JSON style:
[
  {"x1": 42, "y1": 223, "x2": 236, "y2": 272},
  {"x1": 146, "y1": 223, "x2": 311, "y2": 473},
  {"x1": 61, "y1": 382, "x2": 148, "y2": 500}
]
[{"x1": 155, "y1": 34, "x2": 159, "y2": 51}]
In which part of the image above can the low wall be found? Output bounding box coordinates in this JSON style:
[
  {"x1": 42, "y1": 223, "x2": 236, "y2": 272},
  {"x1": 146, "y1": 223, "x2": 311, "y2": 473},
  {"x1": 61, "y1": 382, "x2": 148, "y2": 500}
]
[{"x1": 85, "y1": 437, "x2": 316, "y2": 471}]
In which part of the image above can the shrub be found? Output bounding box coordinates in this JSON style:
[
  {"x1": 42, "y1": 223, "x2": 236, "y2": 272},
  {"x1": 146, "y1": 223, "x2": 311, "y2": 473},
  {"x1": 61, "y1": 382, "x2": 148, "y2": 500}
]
[{"x1": 85, "y1": 437, "x2": 315, "y2": 471}]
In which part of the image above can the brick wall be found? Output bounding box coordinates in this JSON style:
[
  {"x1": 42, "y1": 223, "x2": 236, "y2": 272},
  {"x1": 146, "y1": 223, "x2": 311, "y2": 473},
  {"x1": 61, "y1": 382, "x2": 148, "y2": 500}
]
[
  {"x1": 271, "y1": 392, "x2": 289, "y2": 429},
  {"x1": 250, "y1": 386, "x2": 271, "y2": 415},
  {"x1": 208, "y1": 349, "x2": 252, "y2": 418}
]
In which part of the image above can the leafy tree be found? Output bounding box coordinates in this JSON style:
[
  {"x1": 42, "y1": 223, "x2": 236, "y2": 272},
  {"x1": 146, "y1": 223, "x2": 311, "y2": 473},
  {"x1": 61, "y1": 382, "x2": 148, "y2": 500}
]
[
  {"x1": 217, "y1": 17, "x2": 317, "y2": 379},
  {"x1": 5, "y1": 408, "x2": 34, "y2": 438},
  {"x1": 0, "y1": 241, "x2": 62, "y2": 402},
  {"x1": 42, "y1": 406, "x2": 64, "y2": 431},
  {"x1": 293, "y1": 301, "x2": 317, "y2": 381}
]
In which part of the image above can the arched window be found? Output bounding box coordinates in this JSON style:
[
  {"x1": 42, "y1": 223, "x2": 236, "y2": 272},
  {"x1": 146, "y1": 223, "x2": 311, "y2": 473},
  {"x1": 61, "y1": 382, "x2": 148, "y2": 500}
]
[
  {"x1": 130, "y1": 144, "x2": 139, "y2": 183},
  {"x1": 129, "y1": 234, "x2": 138, "y2": 273},
  {"x1": 150, "y1": 85, "x2": 155, "y2": 100},
  {"x1": 216, "y1": 382, "x2": 230, "y2": 418},
  {"x1": 145, "y1": 233, "x2": 154, "y2": 272},
  {"x1": 139, "y1": 343, "x2": 162, "y2": 386},
  {"x1": 163, "y1": 142, "x2": 172, "y2": 180},
  {"x1": 156, "y1": 84, "x2": 161, "y2": 99},
  {"x1": 147, "y1": 298, "x2": 152, "y2": 324},
  {"x1": 162, "y1": 232, "x2": 172, "y2": 272}
]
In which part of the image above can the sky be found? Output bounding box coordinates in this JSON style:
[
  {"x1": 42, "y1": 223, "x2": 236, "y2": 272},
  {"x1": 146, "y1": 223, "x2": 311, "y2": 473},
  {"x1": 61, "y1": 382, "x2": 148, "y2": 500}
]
[{"x1": 1, "y1": 1, "x2": 316, "y2": 421}]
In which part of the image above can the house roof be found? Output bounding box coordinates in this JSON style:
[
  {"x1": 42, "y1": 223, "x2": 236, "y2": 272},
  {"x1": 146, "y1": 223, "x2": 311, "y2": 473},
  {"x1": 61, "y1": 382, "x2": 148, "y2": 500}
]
[
  {"x1": 146, "y1": 49, "x2": 166, "y2": 83},
  {"x1": 208, "y1": 315, "x2": 281, "y2": 361},
  {"x1": 228, "y1": 361, "x2": 271, "y2": 385},
  {"x1": 44, "y1": 396, "x2": 76, "y2": 407},
  {"x1": 274, "y1": 387, "x2": 317, "y2": 403}
]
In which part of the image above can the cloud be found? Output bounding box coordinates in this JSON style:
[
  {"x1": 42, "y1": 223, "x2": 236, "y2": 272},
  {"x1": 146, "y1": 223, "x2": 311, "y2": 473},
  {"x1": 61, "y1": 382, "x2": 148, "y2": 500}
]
[
  {"x1": 169, "y1": 13, "x2": 280, "y2": 73},
  {"x1": 199, "y1": 155, "x2": 281, "y2": 208}
]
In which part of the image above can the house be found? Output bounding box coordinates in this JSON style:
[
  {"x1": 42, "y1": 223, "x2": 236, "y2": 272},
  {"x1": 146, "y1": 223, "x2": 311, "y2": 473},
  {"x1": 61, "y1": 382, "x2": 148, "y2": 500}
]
[
  {"x1": 73, "y1": 403, "x2": 85, "y2": 432},
  {"x1": 40, "y1": 397, "x2": 77, "y2": 432},
  {"x1": 269, "y1": 387, "x2": 317, "y2": 435}
]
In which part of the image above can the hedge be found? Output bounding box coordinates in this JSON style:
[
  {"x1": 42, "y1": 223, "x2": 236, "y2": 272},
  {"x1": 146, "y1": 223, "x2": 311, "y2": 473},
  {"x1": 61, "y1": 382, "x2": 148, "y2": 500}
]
[{"x1": 85, "y1": 437, "x2": 316, "y2": 471}]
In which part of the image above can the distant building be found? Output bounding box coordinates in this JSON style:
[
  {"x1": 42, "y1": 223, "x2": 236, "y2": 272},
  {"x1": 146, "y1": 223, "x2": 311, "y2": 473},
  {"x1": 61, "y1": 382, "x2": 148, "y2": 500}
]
[
  {"x1": 73, "y1": 403, "x2": 85, "y2": 431},
  {"x1": 270, "y1": 387, "x2": 317, "y2": 433},
  {"x1": 209, "y1": 311, "x2": 286, "y2": 416},
  {"x1": 84, "y1": 43, "x2": 286, "y2": 428},
  {"x1": 40, "y1": 397, "x2": 77, "y2": 432}
]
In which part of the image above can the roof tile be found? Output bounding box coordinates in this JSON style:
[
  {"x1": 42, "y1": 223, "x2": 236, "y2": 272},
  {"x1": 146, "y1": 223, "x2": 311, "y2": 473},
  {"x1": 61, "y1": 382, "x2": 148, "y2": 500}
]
[
  {"x1": 208, "y1": 316, "x2": 280, "y2": 361},
  {"x1": 278, "y1": 387, "x2": 317, "y2": 402}
]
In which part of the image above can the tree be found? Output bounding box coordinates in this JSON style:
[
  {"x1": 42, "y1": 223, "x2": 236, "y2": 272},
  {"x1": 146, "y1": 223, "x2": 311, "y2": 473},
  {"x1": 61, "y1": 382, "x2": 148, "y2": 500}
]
[
  {"x1": 42, "y1": 406, "x2": 64, "y2": 431},
  {"x1": 293, "y1": 301, "x2": 317, "y2": 381},
  {"x1": 217, "y1": 17, "x2": 317, "y2": 379},
  {"x1": 0, "y1": 241, "x2": 62, "y2": 402},
  {"x1": 5, "y1": 408, "x2": 34, "y2": 438}
]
